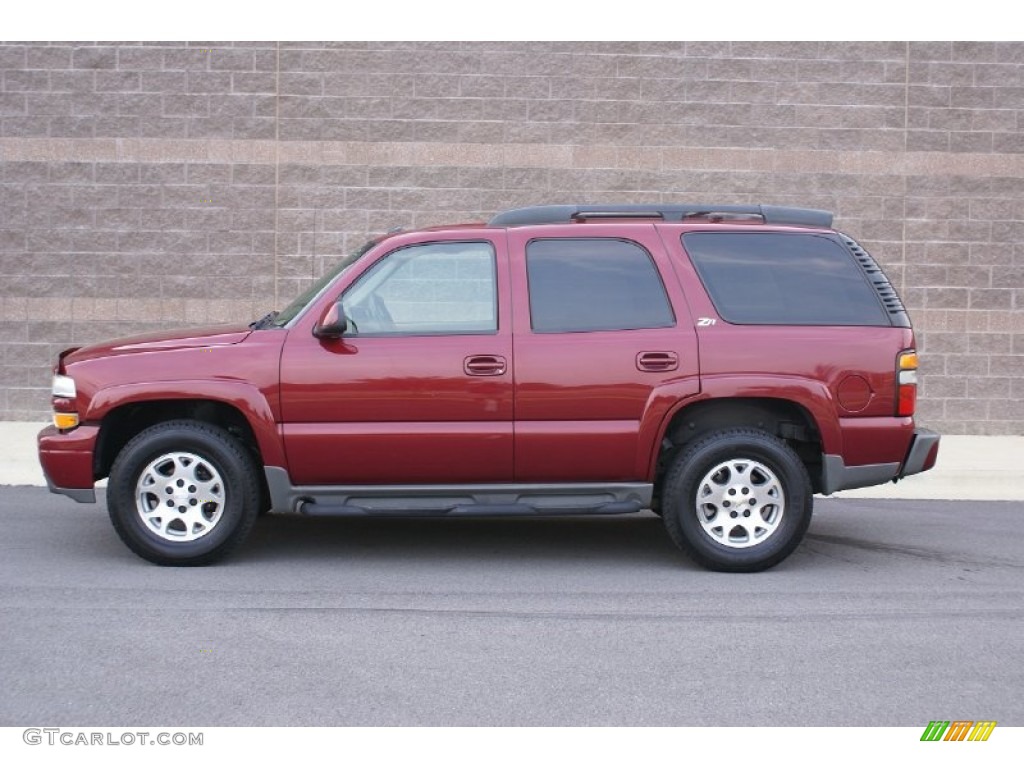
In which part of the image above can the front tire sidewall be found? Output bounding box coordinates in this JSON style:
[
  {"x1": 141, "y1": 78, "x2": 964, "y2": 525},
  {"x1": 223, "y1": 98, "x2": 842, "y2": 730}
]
[
  {"x1": 108, "y1": 422, "x2": 258, "y2": 566},
  {"x1": 665, "y1": 431, "x2": 812, "y2": 572}
]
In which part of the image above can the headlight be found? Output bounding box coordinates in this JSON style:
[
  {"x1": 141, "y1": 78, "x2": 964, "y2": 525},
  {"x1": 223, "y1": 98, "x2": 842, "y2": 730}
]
[
  {"x1": 51, "y1": 375, "x2": 79, "y2": 430},
  {"x1": 52, "y1": 375, "x2": 76, "y2": 399}
]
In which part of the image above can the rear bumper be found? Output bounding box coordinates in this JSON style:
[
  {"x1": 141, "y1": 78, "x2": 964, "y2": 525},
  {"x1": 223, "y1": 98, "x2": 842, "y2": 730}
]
[
  {"x1": 37, "y1": 424, "x2": 98, "y2": 503},
  {"x1": 898, "y1": 428, "x2": 941, "y2": 479},
  {"x1": 820, "y1": 427, "x2": 940, "y2": 495}
]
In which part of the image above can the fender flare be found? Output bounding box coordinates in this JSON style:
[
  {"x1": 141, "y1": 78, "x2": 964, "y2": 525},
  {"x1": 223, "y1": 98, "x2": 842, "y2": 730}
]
[
  {"x1": 638, "y1": 374, "x2": 841, "y2": 479},
  {"x1": 86, "y1": 380, "x2": 285, "y2": 467}
]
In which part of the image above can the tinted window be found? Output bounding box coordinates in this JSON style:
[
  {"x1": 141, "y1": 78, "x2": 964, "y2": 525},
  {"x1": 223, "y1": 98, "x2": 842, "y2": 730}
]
[
  {"x1": 343, "y1": 241, "x2": 496, "y2": 335},
  {"x1": 682, "y1": 232, "x2": 889, "y2": 326},
  {"x1": 526, "y1": 238, "x2": 675, "y2": 333}
]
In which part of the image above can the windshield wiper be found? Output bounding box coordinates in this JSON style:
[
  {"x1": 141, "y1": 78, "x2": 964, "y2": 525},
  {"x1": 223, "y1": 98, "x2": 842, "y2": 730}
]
[{"x1": 249, "y1": 311, "x2": 279, "y2": 330}]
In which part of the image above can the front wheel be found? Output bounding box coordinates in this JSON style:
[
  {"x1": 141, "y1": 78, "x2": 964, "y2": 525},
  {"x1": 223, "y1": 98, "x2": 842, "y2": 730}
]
[
  {"x1": 661, "y1": 428, "x2": 813, "y2": 572},
  {"x1": 107, "y1": 420, "x2": 261, "y2": 566}
]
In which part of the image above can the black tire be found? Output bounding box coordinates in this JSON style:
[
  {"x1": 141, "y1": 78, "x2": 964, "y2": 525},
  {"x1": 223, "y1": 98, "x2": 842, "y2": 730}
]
[
  {"x1": 661, "y1": 428, "x2": 812, "y2": 572},
  {"x1": 107, "y1": 419, "x2": 261, "y2": 566}
]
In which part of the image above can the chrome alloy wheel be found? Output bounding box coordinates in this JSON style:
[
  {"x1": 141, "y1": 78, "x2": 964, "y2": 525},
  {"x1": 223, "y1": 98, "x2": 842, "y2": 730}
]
[
  {"x1": 135, "y1": 452, "x2": 226, "y2": 542},
  {"x1": 695, "y1": 458, "x2": 785, "y2": 548}
]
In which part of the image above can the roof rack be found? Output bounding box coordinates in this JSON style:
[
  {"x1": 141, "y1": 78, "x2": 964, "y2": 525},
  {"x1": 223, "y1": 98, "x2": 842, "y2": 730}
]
[{"x1": 488, "y1": 204, "x2": 833, "y2": 229}]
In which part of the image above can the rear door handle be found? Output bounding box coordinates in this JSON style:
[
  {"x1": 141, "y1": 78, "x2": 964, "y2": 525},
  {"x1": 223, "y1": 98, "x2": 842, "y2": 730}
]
[
  {"x1": 464, "y1": 355, "x2": 507, "y2": 376},
  {"x1": 636, "y1": 351, "x2": 679, "y2": 372}
]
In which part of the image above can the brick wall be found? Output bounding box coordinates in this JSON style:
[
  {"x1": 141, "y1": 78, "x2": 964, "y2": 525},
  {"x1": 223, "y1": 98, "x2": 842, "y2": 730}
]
[{"x1": 1, "y1": 41, "x2": 1022, "y2": 433}]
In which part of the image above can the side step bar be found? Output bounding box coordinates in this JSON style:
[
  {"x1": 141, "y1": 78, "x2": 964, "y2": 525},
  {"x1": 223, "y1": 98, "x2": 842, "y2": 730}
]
[
  {"x1": 265, "y1": 467, "x2": 652, "y2": 518},
  {"x1": 297, "y1": 500, "x2": 644, "y2": 517}
]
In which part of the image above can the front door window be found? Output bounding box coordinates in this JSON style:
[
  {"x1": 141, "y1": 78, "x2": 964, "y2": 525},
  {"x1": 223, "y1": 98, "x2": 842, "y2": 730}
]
[{"x1": 343, "y1": 241, "x2": 497, "y2": 335}]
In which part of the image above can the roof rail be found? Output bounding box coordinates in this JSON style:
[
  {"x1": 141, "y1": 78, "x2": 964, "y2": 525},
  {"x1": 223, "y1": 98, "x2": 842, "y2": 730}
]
[{"x1": 488, "y1": 204, "x2": 833, "y2": 229}]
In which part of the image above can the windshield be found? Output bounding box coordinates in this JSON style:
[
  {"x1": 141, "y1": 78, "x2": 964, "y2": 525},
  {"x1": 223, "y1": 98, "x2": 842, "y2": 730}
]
[{"x1": 264, "y1": 239, "x2": 379, "y2": 328}]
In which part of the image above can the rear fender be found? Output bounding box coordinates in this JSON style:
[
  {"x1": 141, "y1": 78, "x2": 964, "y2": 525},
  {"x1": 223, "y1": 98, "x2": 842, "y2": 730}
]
[{"x1": 640, "y1": 374, "x2": 840, "y2": 479}]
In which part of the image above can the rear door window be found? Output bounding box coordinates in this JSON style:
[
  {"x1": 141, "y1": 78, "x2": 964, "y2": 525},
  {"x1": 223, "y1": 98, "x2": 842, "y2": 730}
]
[
  {"x1": 526, "y1": 238, "x2": 675, "y2": 333},
  {"x1": 682, "y1": 232, "x2": 889, "y2": 325}
]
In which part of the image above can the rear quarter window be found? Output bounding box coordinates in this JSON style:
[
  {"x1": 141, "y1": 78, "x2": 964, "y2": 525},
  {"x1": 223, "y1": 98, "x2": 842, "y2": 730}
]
[{"x1": 682, "y1": 232, "x2": 890, "y2": 326}]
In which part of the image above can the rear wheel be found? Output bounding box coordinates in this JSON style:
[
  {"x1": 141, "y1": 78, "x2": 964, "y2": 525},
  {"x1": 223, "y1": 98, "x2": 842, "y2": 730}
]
[
  {"x1": 661, "y1": 428, "x2": 812, "y2": 572},
  {"x1": 107, "y1": 420, "x2": 260, "y2": 566}
]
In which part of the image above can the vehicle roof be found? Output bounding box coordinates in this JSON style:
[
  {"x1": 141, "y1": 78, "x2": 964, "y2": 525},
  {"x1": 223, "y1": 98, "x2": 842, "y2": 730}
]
[
  {"x1": 372, "y1": 204, "x2": 837, "y2": 245},
  {"x1": 487, "y1": 204, "x2": 834, "y2": 229}
]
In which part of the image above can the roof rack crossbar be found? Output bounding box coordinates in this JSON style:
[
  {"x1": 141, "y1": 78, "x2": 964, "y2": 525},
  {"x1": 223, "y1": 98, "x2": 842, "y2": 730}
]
[
  {"x1": 570, "y1": 210, "x2": 665, "y2": 220},
  {"x1": 488, "y1": 204, "x2": 833, "y2": 229}
]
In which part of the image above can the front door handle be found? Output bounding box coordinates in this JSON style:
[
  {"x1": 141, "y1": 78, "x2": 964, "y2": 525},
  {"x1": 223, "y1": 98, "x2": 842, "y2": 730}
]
[
  {"x1": 636, "y1": 351, "x2": 679, "y2": 372},
  {"x1": 464, "y1": 355, "x2": 507, "y2": 376}
]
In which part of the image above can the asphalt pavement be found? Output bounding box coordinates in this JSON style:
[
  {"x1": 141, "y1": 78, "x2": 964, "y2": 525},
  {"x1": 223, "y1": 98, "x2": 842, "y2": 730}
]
[{"x1": 0, "y1": 486, "x2": 1021, "y2": 726}]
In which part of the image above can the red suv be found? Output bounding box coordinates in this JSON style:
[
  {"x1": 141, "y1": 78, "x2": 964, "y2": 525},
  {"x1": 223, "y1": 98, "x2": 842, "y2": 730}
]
[{"x1": 37, "y1": 204, "x2": 939, "y2": 571}]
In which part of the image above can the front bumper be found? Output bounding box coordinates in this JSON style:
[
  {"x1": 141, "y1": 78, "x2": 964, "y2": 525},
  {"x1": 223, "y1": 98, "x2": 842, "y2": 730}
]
[
  {"x1": 37, "y1": 424, "x2": 99, "y2": 503},
  {"x1": 820, "y1": 427, "x2": 940, "y2": 495}
]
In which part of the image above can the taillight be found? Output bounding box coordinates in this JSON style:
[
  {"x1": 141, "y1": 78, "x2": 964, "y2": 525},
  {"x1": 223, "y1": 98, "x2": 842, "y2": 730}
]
[{"x1": 897, "y1": 351, "x2": 918, "y2": 417}]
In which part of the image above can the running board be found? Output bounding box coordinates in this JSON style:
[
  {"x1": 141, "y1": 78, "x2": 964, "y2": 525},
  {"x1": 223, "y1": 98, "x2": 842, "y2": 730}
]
[
  {"x1": 297, "y1": 500, "x2": 644, "y2": 517},
  {"x1": 264, "y1": 467, "x2": 652, "y2": 517}
]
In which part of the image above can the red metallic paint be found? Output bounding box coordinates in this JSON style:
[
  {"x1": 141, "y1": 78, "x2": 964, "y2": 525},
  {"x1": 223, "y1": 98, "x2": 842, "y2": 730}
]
[
  {"x1": 839, "y1": 416, "x2": 917, "y2": 467},
  {"x1": 515, "y1": 420, "x2": 643, "y2": 482},
  {"x1": 507, "y1": 224, "x2": 701, "y2": 482},
  {"x1": 63, "y1": 325, "x2": 253, "y2": 365},
  {"x1": 50, "y1": 327, "x2": 287, "y2": 477},
  {"x1": 38, "y1": 425, "x2": 99, "y2": 488},
  {"x1": 664, "y1": 226, "x2": 915, "y2": 402},
  {"x1": 281, "y1": 422, "x2": 512, "y2": 484},
  {"x1": 690, "y1": 324, "x2": 913, "y2": 420},
  {"x1": 88, "y1": 378, "x2": 286, "y2": 469},
  {"x1": 280, "y1": 228, "x2": 514, "y2": 485},
  {"x1": 38, "y1": 216, "x2": 932, "y2": 497},
  {"x1": 836, "y1": 375, "x2": 873, "y2": 412}
]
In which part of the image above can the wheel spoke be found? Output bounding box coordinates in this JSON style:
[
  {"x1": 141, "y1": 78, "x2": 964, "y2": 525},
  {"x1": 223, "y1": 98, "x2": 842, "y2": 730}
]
[
  {"x1": 182, "y1": 508, "x2": 209, "y2": 535},
  {"x1": 140, "y1": 505, "x2": 165, "y2": 521},
  {"x1": 194, "y1": 477, "x2": 223, "y2": 503},
  {"x1": 734, "y1": 516, "x2": 762, "y2": 542},
  {"x1": 700, "y1": 481, "x2": 729, "y2": 508},
  {"x1": 729, "y1": 462, "x2": 752, "y2": 485},
  {"x1": 149, "y1": 512, "x2": 177, "y2": 537},
  {"x1": 712, "y1": 524, "x2": 732, "y2": 542},
  {"x1": 134, "y1": 450, "x2": 226, "y2": 543},
  {"x1": 694, "y1": 457, "x2": 786, "y2": 550}
]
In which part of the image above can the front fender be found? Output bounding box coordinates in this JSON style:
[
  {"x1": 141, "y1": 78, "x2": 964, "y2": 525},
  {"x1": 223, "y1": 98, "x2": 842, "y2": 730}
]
[{"x1": 85, "y1": 380, "x2": 285, "y2": 467}]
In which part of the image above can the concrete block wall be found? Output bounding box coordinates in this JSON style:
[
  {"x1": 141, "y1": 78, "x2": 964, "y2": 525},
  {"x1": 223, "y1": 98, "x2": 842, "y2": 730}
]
[{"x1": 1, "y1": 41, "x2": 1022, "y2": 433}]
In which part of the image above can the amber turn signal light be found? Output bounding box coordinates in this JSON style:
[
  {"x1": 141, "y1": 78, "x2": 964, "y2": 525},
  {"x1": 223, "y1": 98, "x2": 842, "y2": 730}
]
[
  {"x1": 897, "y1": 350, "x2": 918, "y2": 417},
  {"x1": 53, "y1": 412, "x2": 79, "y2": 430}
]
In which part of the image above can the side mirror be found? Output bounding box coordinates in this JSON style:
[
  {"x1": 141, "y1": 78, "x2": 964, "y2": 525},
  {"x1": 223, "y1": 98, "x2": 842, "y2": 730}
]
[{"x1": 313, "y1": 300, "x2": 348, "y2": 339}]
